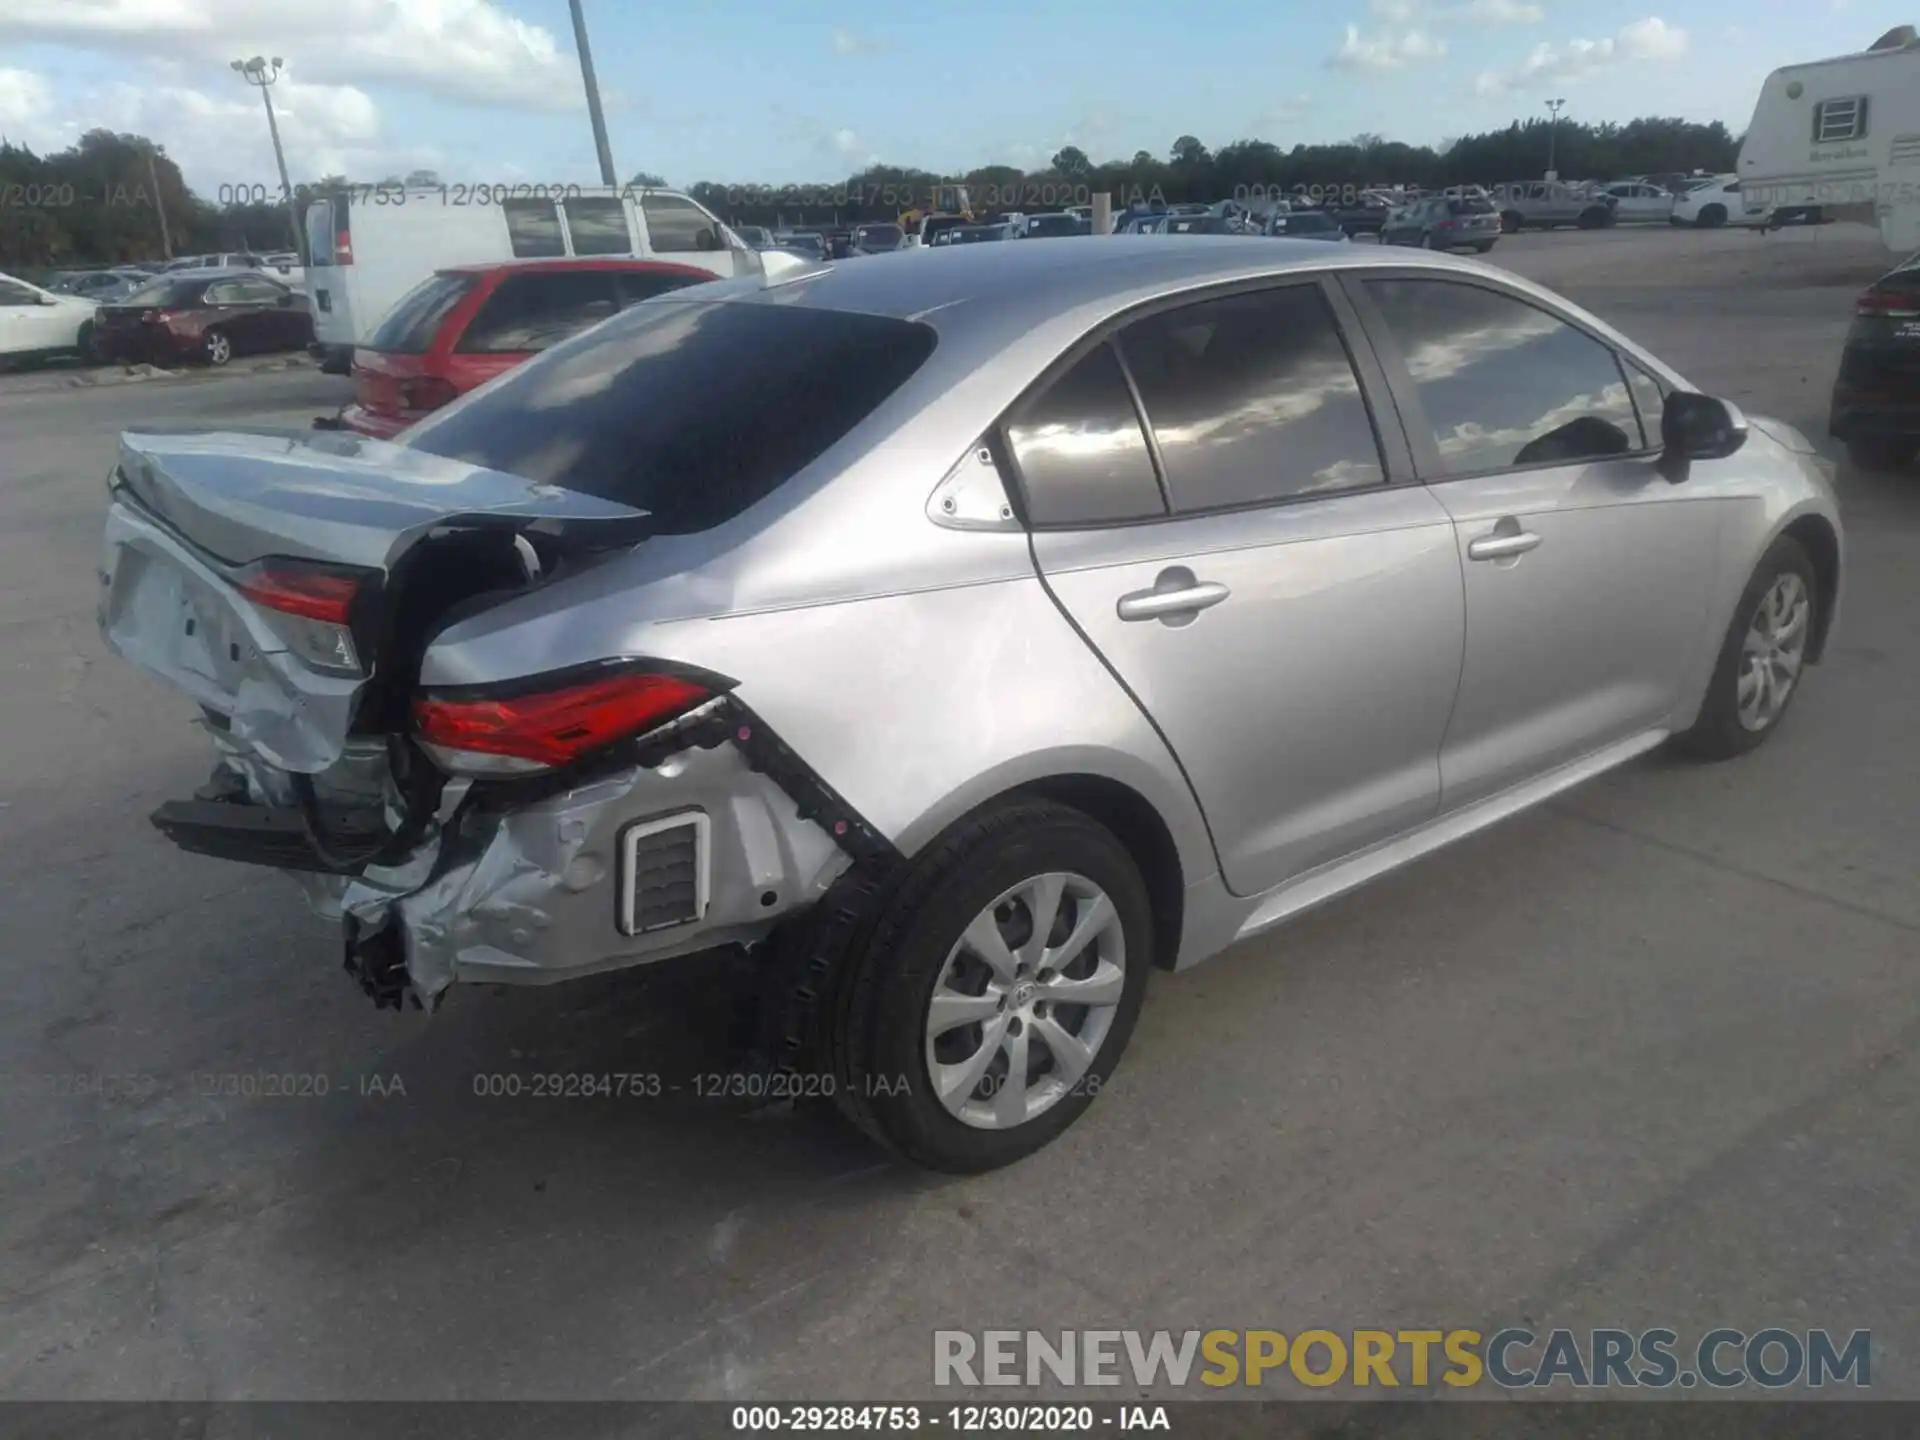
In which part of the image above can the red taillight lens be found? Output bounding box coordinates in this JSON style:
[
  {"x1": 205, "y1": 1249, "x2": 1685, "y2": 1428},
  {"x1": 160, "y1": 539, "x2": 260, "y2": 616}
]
[
  {"x1": 336, "y1": 229, "x2": 354, "y2": 264},
  {"x1": 236, "y1": 559, "x2": 365, "y2": 623},
  {"x1": 1857, "y1": 289, "x2": 1920, "y2": 316},
  {"x1": 400, "y1": 376, "x2": 460, "y2": 412},
  {"x1": 413, "y1": 670, "x2": 714, "y2": 771}
]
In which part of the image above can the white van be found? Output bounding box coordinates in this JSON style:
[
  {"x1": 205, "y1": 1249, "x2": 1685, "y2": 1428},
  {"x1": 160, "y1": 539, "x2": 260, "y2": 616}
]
[
  {"x1": 1737, "y1": 25, "x2": 1920, "y2": 255},
  {"x1": 302, "y1": 185, "x2": 755, "y2": 372}
]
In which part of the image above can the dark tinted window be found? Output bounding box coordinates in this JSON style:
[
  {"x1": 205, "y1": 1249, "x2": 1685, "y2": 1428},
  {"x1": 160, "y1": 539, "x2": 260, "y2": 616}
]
[
  {"x1": 641, "y1": 193, "x2": 716, "y2": 253},
  {"x1": 1364, "y1": 279, "x2": 1641, "y2": 475},
  {"x1": 408, "y1": 301, "x2": 936, "y2": 532},
  {"x1": 1280, "y1": 212, "x2": 1340, "y2": 232},
  {"x1": 368, "y1": 273, "x2": 479, "y2": 352},
  {"x1": 1116, "y1": 285, "x2": 1384, "y2": 510},
  {"x1": 1004, "y1": 342, "x2": 1164, "y2": 526},
  {"x1": 564, "y1": 197, "x2": 634, "y2": 256},
  {"x1": 304, "y1": 199, "x2": 338, "y2": 266},
  {"x1": 1024, "y1": 215, "x2": 1081, "y2": 238},
  {"x1": 456, "y1": 271, "x2": 620, "y2": 354},
  {"x1": 0, "y1": 279, "x2": 36, "y2": 305},
  {"x1": 855, "y1": 224, "x2": 903, "y2": 247},
  {"x1": 503, "y1": 198, "x2": 565, "y2": 258}
]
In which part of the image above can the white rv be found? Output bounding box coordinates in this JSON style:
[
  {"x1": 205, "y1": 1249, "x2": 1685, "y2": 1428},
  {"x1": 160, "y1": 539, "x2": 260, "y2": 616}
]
[
  {"x1": 301, "y1": 185, "x2": 756, "y2": 372},
  {"x1": 1737, "y1": 25, "x2": 1920, "y2": 254}
]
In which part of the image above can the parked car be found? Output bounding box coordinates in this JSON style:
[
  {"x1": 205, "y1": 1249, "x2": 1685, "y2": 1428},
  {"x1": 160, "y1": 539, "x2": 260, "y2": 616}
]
[
  {"x1": 1829, "y1": 252, "x2": 1920, "y2": 470},
  {"x1": 1330, "y1": 193, "x2": 1395, "y2": 236},
  {"x1": 97, "y1": 238, "x2": 1842, "y2": 1173},
  {"x1": 774, "y1": 231, "x2": 831, "y2": 263},
  {"x1": 1263, "y1": 210, "x2": 1351, "y2": 242},
  {"x1": 302, "y1": 183, "x2": 752, "y2": 374},
  {"x1": 93, "y1": 269, "x2": 311, "y2": 367},
  {"x1": 1601, "y1": 182, "x2": 1676, "y2": 224},
  {"x1": 733, "y1": 225, "x2": 777, "y2": 250},
  {"x1": 1380, "y1": 196, "x2": 1501, "y2": 252},
  {"x1": 164, "y1": 251, "x2": 272, "y2": 273},
  {"x1": 0, "y1": 269, "x2": 101, "y2": 364},
  {"x1": 1011, "y1": 213, "x2": 1085, "y2": 239},
  {"x1": 1495, "y1": 182, "x2": 1616, "y2": 231},
  {"x1": 850, "y1": 222, "x2": 907, "y2": 254},
  {"x1": 262, "y1": 251, "x2": 307, "y2": 290},
  {"x1": 1670, "y1": 175, "x2": 1770, "y2": 229},
  {"x1": 333, "y1": 258, "x2": 715, "y2": 439}
]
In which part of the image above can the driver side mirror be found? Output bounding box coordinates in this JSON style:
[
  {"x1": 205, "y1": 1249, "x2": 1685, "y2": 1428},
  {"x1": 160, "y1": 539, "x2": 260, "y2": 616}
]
[{"x1": 1659, "y1": 391, "x2": 1748, "y2": 482}]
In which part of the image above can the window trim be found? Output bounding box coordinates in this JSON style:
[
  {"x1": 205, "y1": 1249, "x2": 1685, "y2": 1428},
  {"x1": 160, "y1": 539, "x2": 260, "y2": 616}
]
[
  {"x1": 992, "y1": 273, "x2": 1415, "y2": 533},
  {"x1": 1337, "y1": 267, "x2": 1667, "y2": 486}
]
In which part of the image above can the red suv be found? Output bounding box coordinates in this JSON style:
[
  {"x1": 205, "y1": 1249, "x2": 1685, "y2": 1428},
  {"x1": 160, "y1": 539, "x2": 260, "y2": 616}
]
[{"x1": 335, "y1": 258, "x2": 716, "y2": 439}]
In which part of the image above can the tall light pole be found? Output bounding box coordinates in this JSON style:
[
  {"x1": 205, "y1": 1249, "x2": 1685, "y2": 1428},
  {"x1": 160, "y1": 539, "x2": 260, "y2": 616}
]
[
  {"x1": 568, "y1": 0, "x2": 619, "y2": 186},
  {"x1": 231, "y1": 55, "x2": 304, "y2": 260},
  {"x1": 1544, "y1": 97, "x2": 1566, "y2": 180}
]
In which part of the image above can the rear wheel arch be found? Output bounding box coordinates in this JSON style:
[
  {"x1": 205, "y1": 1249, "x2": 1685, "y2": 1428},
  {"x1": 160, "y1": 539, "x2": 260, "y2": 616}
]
[{"x1": 1781, "y1": 514, "x2": 1840, "y2": 662}]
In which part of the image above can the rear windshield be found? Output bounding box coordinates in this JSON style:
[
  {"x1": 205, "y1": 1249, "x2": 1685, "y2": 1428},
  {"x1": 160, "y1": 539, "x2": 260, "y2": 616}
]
[
  {"x1": 120, "y1": 278, "x2": 207, "y2": 307},
  {"x1": 404, "y1": 300, "x2": 938, "y2": 534},
  {"x1": 1448, "y1": 198, "x2": 1495, "y2": 215},
  {"x1": 367, "y1": 273, "x2": 480, "y2": 353},
  {"x1": 1024, "y1": 215, "x2": 1081, "y2": 237},
  {"x1": 856, "y1": 224, "x2": 903, "y2": 247}
]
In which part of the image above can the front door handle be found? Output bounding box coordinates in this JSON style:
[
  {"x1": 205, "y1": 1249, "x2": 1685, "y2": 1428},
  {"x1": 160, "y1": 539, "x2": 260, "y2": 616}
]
[
  {"x1": 1467, "y1": 529, "x2": 1543, "y2": 561},
  {"x1": 1117, "y1": 576, "x2": 1231, "y2": 623}
]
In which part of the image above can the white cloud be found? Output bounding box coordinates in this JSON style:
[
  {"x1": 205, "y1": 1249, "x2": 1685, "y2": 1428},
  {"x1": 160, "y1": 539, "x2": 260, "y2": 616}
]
[
  {"x1": 0, "y1": 0, "x2": 573, "y2": 110},
  {"x1": 1328, "y1": 24, "x2": 1448, "y2": 70},
  {"x1": 830, "y1": 27, "x2": 892, "y2": 56},
  {"x1": 1472, "y1": 15, "x2": 1688, "y2": 96},
  {"x1": 0, "y1": 65, "x2": 54, "y2": 136}
]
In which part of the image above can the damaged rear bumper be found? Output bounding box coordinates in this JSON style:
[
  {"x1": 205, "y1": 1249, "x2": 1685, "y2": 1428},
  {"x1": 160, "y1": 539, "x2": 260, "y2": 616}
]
[{"x1": 161, "y1": 703, "x2": 888, "y2": 1010}]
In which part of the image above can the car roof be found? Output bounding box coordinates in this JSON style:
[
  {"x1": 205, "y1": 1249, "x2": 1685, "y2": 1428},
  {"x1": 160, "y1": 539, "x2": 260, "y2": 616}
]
[{"x1": 436, "y1": 256, "x2": 712, "y2": 276}]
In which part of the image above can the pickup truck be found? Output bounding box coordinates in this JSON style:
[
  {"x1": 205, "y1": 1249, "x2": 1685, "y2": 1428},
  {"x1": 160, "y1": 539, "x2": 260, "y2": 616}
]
[{"x1": 1493, "y1": 182, "x2": 1616, "y2": 232}]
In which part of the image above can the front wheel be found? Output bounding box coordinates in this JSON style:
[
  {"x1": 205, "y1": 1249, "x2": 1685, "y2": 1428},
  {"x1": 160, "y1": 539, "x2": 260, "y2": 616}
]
[
  {"x1": 1696, "y1": 204, "x2": 1728, "y2": 229},
  {"x1": 1500, "y1": 210, "x2": 1523, "y2": 233},
  {"x1": 1473, "y1": 241, "x2": 1497, "y2": 254},
  {"x1": 825, "y1": 800, "x2": 1152, "y2": 1172},
  {"x1": 74, "y1": 321, "x2": 97, "y2": 364},
  {"x1": 1672, "y1": 536, "x2": 1818, "y2": 761},
  {"x1": 203, "y1": 328, "x2": 233, "y2": 366}
]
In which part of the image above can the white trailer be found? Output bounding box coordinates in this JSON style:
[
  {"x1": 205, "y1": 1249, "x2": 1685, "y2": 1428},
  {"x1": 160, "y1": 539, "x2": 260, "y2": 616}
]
[{"x1": 1737, "y1": 25, "x2": 1920, "y2": 254}]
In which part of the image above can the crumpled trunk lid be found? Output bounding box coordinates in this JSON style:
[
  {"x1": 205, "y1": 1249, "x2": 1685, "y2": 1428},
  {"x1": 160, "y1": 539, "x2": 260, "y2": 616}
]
[{"x1": 99, "y1": 429, "x2": 653, "y2": 773}]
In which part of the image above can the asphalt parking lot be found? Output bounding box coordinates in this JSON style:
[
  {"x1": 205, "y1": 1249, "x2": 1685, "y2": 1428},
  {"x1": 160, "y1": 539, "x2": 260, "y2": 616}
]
[{"x1": 1, "y1": 224, "x2": 1915, "y2": 1405}]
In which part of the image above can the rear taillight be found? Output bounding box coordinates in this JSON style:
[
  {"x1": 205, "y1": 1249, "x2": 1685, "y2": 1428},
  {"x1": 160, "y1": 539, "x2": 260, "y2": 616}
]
[
  {"x1": 413, "y1": 667, "x2": 717, "y2": 776},
  {"x1": 1856, "y1": 289, "x2": 1920, "y2": 317},
  {"x1": 234, "y1": 558, "x2": 373, "y2": 675},
  {"x1": 400, "y1": 376, "x2": 459, "y2": 412},
  {"x1": 335, "y1": 228, "x2": 353, "y2": 264}
]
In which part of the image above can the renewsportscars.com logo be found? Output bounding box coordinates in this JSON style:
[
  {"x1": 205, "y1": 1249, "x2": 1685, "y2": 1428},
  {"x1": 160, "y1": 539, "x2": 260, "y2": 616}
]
[{"x1": 933, "y1": 1328, "x2": 1871, "y2": 1391}]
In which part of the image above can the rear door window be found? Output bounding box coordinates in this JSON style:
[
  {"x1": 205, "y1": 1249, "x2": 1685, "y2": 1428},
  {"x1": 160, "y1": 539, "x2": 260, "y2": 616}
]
[
  {"x1": 408, "y1": 300, "x2": 937, "y2": 533},
  {"x1": 456, "y1": 271, "x2": 621, "y2": 353},
  {"x1": 503, "y1": 198, "x2": 566, "y2": 258},
  {"x1": 1115, "y1": 284, "x2": 1385, "y2": 511},
  {"x1": 367, "y1": 272, "x2": 479, "y2": 353},
  {"x1": 1003, "y1": 342, "x2": 1165, "y2": 526},
  {"x1": 563, "y1": 197, "x2": 635, "y2": 256},
  {"x1": 640, "y1": 193, "x2": 717, "y2": 253}
]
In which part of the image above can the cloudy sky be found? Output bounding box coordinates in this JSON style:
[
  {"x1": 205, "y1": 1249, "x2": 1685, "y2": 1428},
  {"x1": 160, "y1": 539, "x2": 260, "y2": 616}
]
[{"x1": 0, "y1": 0, "x2": 1912, "y2": 194}]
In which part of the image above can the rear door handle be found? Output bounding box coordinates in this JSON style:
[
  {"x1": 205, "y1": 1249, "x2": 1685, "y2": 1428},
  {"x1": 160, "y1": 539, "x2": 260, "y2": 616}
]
[
  {"x1": 1467, "y1": 529, "x2": 1543, "y2": 561},
  {"x1": 1117, "y1": 579, "x2": 1231, "y2": 622}
]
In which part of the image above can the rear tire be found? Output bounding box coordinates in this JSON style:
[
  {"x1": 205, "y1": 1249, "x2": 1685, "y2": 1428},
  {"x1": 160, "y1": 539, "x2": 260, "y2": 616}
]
[
  {"x1": 203, "y1": 328, "x2": 232, "y2": 367},
  {"x1": 823, "y1": 800, "x2": 1153, "y2": 1173},
  {"x1": 1501, "y1": 210, "x2": 1523, "y2": 233},
  {"x1": 1845, "y1": 437, "x2": 1916, "y2": 471},
  {"x1": 1473, "y1": 241, "x2": 1496, "y2": 254},
  {"x1": 74, "y1": 321, "x2": 97, "y2": 365},
  {"x1": 1671, "y1": 536, "x2": 1818, "y2": 761}
]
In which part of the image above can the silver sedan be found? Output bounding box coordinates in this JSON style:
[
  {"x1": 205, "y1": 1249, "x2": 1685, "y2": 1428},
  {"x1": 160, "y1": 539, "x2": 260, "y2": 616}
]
[{"x1": 98, "y1": 237, "x2": 1842, "y2": 1172}]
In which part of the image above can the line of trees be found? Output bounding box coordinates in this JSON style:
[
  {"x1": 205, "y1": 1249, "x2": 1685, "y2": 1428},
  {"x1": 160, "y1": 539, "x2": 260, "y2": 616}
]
[{"x1": 2, "y1": 117, "x2": 1740, "y2": 270}]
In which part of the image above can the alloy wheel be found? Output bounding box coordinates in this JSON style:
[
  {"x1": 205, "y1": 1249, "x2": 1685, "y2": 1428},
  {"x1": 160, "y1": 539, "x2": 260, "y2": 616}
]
[
  {"x1": 923, "y1": 871, "x2": 1126, "y2": 1131},
  {"x1": 1736, "y1": 572, "x2": 1810, "y2": 732},
  {"x1": 205, "y1": 331, "x2": 232, "y2": 366}
]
